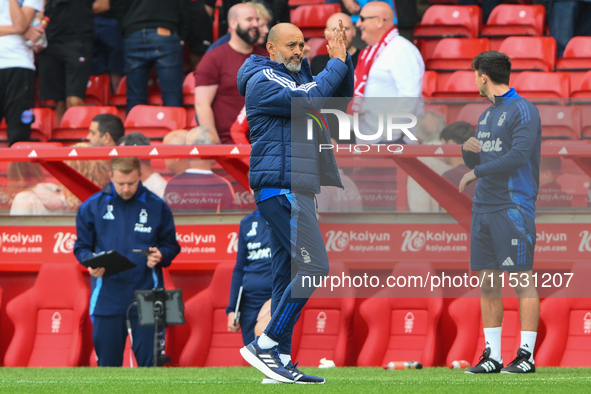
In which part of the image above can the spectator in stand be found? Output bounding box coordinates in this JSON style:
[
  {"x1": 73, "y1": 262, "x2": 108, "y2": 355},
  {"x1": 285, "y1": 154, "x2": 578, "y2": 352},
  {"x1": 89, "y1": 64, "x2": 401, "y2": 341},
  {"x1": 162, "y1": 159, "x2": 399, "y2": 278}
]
[
  {"x1": 186, "y1": 0, "x2": 214, "y2": 70},
  {"x1": 311, "y1": 13, "x2": 359, "y2": 76},
  {"x1": 64, "y1": 143, "x2": 111, "y2": 209},
  {"x1": 86, "y1": 113, "x2": 125, "y2": 147},
  {"x1": 91, "y1": 0, "x2": 125, "y2": 92},
  {"x1": 353, "y1": 1, "x2": 424, "y2": 144},
  {"x1": 115, "y1": 0, "x2": 188, "y2": 114},
  {"x1": 537, "y1": 157, "x2": 572, "y2": 208},
  {"x1": 227, "y1": 209, "x2": 273, "y2": 346},
  {"x1": 162, "y1": 129, "x2": 190, "y2": 175},
  {"x1": 207, "y1": 1, "x2": 271, "y2": 53},
  {"x1": 194, "y1": 3, "x2": 268, "y2": 144},
  {"x1": 407, "y1": 112, "x2": 451, "y2": 212},
  {"x1": 8, "y1": 161, "x2": 65, "y2": 215},
  {"x1": 38, "y1": 0, "x2": 94, "y2": 124},
  {"x1": 0, "y1": 0, "x2": 45, "y2": 146},
  {"x1": 118, "y1": 132, "x2": 168, "y2": 199},
  {"x1": 440, "y1": 121, "x2": 476, "y2": 199},
  {"x1": 548, "y1": 0, "x2": 591, "y2": 57},
  {"x1": 163, "y1": 126, "x2": 238, "y2": 211}
]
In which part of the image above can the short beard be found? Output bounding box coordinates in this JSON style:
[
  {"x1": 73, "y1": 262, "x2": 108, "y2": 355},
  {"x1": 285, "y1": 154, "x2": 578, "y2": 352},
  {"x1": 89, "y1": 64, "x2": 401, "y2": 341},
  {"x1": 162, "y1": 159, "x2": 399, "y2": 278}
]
[
  {"x1": 276, "y1": 51, "x2": 302, "y2": 73},
  {"x1": 236, "y1": 24, "x2": 259, "y2": 45}
]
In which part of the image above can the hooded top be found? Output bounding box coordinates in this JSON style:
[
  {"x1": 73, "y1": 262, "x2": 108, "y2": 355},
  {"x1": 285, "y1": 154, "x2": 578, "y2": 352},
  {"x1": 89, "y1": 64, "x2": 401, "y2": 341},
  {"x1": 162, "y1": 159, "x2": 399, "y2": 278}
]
[
  {"x1": 237, "y1": 54, "x2": 354, "y2": 194},
  {"x1": 74, "y1": 182, "x2": 180, "y2": 316}
]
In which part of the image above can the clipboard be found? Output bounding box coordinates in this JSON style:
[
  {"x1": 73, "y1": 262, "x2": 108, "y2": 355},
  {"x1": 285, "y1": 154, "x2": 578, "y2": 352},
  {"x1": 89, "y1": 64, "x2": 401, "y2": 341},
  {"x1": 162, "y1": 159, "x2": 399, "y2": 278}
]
[
  {"x1": 234, "y1": 286, "x2": 243, "y2": 326},
  {"x1": 82, "y1": 250, "x2": 137, "y2": 278}
]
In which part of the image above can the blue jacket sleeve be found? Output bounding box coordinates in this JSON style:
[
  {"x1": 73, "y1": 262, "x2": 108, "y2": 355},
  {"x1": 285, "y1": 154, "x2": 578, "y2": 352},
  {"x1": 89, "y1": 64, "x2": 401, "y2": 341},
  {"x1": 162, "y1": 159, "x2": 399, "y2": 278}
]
[
  {"x1": 473, "y1": 109, "x2": 541, "y2": 178},
  {"x1": 155, "y1": 203, "x2": 180, "y2": 268},
  {"x1": 314, "y1": 53, "x2": 354, "y2": 98},
  {"x1": 226, "y1": 222, "x2": 248, "y2": 314},
  {"x1": 250, "y1": 58, "x2": 350, "y2": 118},
  {"x1": 74, "y1": 202, "x2": 96, "y2": 266},
  {"x1": 462, "y1": 148, "x2": 480, "y2": 169}
]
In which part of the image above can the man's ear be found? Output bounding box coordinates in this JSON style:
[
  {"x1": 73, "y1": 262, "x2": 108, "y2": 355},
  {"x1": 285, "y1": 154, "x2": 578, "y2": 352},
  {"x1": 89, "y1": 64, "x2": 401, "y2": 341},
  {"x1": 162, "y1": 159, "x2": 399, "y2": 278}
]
[
  {"x1": 229, "y1": 18, "x2": 238, "y2": 31},
  {"x1": 266, "y1": 41, "x2": 275, "y2": 56}
]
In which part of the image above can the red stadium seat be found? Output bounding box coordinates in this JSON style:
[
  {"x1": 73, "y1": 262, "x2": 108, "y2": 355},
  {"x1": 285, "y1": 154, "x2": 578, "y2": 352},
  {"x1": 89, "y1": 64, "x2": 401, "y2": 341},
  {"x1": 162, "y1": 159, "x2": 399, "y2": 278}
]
[
  {"x1": 414, "y1": 5, "x2": 481, "y2": 59},
  {"x1": 290, "y1": 4, "x2": 341, "y2": 38},
  {"x1": 86, "y1": 75, "x2": 111, "y2": 106},
  {"x1": 446, "y1": 288, "x2": 525, "y2": 368},
  {"x1": 178, "y1": 263, "x2": 246, "y2": 366},
  {"x1": 513, "y1": 71, "x2": 570, "y2": 98},
  {"x1": 569, "y1": 69, "x2": 591, "y2": 99},
  {"x1": 422, "y1": 70, "x2": 437, "y2": 97},
  {"x1": 51, "y1": 106, "x2": 118, "y2": 142},
  {"x1": 456, "y1": 103, "x2": 492, "y2": 127},
  {"x1": 357, "y1": 263, "x2": 443, "y2": 367},
  {"x1": 306, "y1": 37, "x2": 329, "y2": 60},
  {"x1": 432, "y1": 70, "x2": 480, "y2": 97},
  {"x1": 498, "y1": 36, "x2": 556, "y2": 72},
  {"x1": 481, "y1": 5, "x2": 545, "y2": 50},
  {"x1": 425, "y1": 38, "x2": 490, "y2": 71},
  {"x1": 557, "y1": 37, "x2": 591, "y2": 91},
  {"x1": 183, "y1": 73, "x2": 195, "y2": 106},
  {"x1": 290, "y1": 263, "x2": 355, "y2": 367},
  {"x1": 108, "y1": 75, "x2": 162, "y2": 108},
  {"x1": 124, "y1": 105, "x2": 187, "y2": 140},
  {"x1": 4, "y1": 263, "x2": 89, "y2": 367},
  {"x1": 0, "y1": 107, "x2": 54, "y2": 143},
  {"x1": 581, "y1": 107, "x2": 591, "y2": 138},
  {"x1": 536, "y1": 264, "x2": 591, "y2": 366},
  {"x1": 538, "y1": 105, "x2": 581, "y2": 140}
]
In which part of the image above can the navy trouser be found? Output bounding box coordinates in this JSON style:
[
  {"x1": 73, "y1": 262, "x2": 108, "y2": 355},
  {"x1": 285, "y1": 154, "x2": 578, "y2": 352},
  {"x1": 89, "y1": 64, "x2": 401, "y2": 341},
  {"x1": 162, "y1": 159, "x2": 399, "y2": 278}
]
[
  {"x1": 92, "y1": 313, "x2": 155, "y2": 367},
  {"x1": 257, "y1": 192, "x2": 330, "y2": 354},
  {"x1": 239, "y1": 294, "x2": 269, "y2": 346}
]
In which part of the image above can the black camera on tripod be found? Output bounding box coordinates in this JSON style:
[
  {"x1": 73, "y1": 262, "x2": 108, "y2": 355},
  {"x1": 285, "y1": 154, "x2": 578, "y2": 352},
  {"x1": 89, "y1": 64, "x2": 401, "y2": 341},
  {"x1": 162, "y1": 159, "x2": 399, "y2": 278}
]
[{"x1": 133, "y1": 288, "x2": 185, "y2": 367}]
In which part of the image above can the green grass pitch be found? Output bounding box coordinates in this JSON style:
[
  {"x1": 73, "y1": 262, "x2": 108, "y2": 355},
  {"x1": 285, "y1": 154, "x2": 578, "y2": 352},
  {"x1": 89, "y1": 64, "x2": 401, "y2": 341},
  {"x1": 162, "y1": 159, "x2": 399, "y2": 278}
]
[{"x1": 1, "y1": 367, "x2": 590, "y2": 393}]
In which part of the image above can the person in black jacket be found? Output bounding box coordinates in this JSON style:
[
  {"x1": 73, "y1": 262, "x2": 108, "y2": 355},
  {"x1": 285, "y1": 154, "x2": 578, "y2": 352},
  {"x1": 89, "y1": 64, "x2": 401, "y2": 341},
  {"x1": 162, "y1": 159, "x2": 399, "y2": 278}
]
[{"x1": 115, "y1": 0, "x2": 188, "y2": 113}]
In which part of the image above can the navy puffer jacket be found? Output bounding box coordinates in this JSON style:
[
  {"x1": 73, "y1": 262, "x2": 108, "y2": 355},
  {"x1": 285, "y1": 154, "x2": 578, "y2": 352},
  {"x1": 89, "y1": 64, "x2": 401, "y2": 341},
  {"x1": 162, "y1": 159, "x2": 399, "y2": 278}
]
[{"x1": 237, "y1": 54, "x2": 354, "y2": 194}]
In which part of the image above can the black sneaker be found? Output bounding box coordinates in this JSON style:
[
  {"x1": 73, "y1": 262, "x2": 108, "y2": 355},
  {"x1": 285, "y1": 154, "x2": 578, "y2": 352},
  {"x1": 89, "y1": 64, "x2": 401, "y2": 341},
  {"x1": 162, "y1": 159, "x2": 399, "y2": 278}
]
[
  {"x1": 285, "y1": 361, "x2": 325, "y2": 384},
  {"x1": 465, "y1": 347, "x2": 504, "y2": 374},
  {"x1": 240, "y1": 337, "x2": 295, "y2": 383},
  {"x1": 501, "y1": 348, "x2": 536, "y2": 374}
]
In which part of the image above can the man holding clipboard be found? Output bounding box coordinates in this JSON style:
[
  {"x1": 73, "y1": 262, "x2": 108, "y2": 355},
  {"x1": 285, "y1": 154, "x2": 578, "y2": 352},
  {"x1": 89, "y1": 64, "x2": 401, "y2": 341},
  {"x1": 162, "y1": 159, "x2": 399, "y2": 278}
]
[{"x1": 74, "y1": 157, "x2": 180, "y2": 367}]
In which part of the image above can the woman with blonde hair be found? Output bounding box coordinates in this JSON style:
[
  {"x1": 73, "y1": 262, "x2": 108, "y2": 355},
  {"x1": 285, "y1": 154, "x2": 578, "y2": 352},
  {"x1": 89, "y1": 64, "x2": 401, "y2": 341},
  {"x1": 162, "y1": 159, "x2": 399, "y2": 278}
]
[
  {"x1": 8, "y1": 161, "x2": 65, "y2": 215},
  {"x1": 63, "y1": 143, "x2": 111, "y2": 209}
]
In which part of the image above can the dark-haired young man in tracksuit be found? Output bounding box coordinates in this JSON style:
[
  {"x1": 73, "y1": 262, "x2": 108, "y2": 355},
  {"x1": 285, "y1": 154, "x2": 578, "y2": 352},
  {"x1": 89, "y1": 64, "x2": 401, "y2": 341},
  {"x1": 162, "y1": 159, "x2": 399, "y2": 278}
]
[{"x1": 460, "y1": 51, "x2": 542, "y2": 375}]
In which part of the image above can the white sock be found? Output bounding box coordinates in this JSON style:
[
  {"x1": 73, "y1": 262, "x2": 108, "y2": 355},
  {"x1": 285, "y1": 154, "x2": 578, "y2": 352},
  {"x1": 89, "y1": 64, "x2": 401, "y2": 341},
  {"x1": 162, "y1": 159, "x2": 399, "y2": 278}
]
[
  {"x1": 257, "y1": 333, "x2": 278, "y2": 350},
  {"x1": 520, "y1": 331, "x2": 537, "y2": 363},
  {"x1": 279, "y1": 354, "x2": 291, "y2": 366},
  {"x1": 483, "y1": 327, "x2": 502, "y2": 363}
]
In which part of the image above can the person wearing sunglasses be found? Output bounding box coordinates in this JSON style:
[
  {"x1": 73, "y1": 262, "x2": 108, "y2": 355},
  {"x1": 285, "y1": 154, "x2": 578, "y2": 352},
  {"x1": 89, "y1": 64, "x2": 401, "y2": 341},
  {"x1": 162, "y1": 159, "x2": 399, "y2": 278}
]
[{"x1": 352, "y1": 1, "x2": 424, "y2": 144}]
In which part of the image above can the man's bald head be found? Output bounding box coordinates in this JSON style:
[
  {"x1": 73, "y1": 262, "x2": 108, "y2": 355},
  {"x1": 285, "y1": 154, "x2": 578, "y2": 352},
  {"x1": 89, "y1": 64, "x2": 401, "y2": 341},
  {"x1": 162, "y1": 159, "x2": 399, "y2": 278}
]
[
  {"x1": 326, "y1": 13, "x2": 355, "y2": 51},
  {"x1": 185, "y1": 126, "x2": 215, "y2": 146},
  {"x1": 228, "y1": 3, "x2": 254, "y2": 22},
  {"x1": 162, "y1": 130, "x2": 189, "y2": 175},
  {"x1": 357, "y1": 1, "x2": 395, "y2": 46},
  {"x1": 163, "y1": 129, "x2": 188, "y2": 145},
  {"x1": 267, "y1": 23, "x2": 303, "y2": 45}
]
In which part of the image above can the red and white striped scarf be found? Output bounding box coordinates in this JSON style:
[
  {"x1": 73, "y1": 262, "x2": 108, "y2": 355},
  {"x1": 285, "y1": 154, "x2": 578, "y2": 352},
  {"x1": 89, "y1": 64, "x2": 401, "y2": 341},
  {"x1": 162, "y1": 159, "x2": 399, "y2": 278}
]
[{"x1": 349, "y1": 26, "x2": 399, "y2": 113}]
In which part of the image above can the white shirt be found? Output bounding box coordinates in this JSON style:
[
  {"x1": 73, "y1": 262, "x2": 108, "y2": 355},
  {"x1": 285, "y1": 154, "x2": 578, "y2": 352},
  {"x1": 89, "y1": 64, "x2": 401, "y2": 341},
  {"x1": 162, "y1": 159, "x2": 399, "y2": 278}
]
[
  {"x1": 357, "y1": 35, "x2": 425, "y2": 143},
  {"x1": 0, "y1": 0, "x2": 44, "y2": 70},
  {"x1": 143, "y1": 172, "x2": 168, "y2": 199}
]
